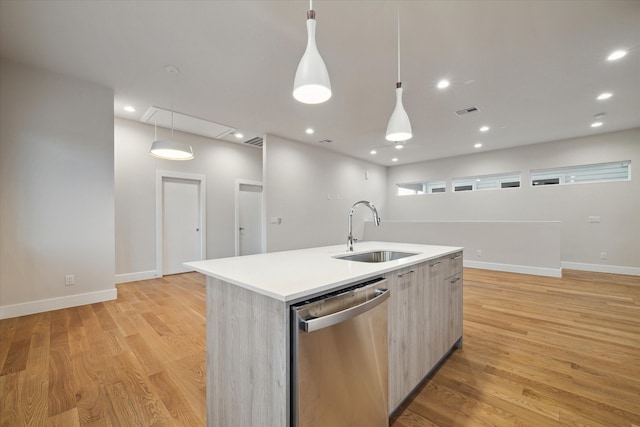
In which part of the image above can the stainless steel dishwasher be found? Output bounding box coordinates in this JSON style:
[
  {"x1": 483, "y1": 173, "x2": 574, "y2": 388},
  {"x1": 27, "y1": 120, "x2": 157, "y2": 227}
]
[{"x1": 291, "y1": 277, "x2": 389, "y2": 427}]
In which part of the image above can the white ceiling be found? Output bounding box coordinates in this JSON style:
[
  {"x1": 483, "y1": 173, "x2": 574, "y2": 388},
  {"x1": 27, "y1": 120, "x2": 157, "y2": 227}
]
[{"x1": 1, "y1": 0, "x2": 639, "y2": 166}]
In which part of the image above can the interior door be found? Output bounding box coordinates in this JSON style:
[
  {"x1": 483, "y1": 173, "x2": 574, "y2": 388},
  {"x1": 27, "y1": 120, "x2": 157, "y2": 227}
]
[
  {"x1": 238, "y1": 183, "x2": 263, "y2": 256},
  {"x1": 163, "y1": 177, "x2": 201, "y2": 275}
]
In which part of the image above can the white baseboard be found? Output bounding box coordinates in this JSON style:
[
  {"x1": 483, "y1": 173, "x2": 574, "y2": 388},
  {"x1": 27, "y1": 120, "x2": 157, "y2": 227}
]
[
  {"x1": 561, "y1": 262, "x2": 640, "y2": 276},
  {"x1": 114, "y1": 270, "x2": 159, "y2": 284},
  {"x1": 463, "y1": 260, "x2": 562, "y2": 278},
  {"x1": 0, "y1": 288, "x2": 118, "y2": 320}
]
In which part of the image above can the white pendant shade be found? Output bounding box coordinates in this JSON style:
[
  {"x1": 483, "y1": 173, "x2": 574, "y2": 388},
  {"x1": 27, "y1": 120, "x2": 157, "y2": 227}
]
[
  {"x1": 293, "y1": 16, "x2": 331, "y2": 104},
  {"x1": 150, "y1": 140, "x2": 194, "y2": 160},
  {"x1": 386, "y1": 86, "x2": 412, "y2": 142}
]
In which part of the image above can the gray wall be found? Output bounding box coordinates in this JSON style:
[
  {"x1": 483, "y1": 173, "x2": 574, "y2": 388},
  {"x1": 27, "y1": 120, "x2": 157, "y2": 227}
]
[
  {"x1": 0, "y1": 60, "x2": 115, "y2": 316},
  {"x1": 114, "y1": 118, "x2": 262, "y2": 279},
  {"x1": 264, "y1": 134, "x2": 387, "y2": 252},
  {"x1": 383, "y1": 128, "x2": 640, "y2": 272}
]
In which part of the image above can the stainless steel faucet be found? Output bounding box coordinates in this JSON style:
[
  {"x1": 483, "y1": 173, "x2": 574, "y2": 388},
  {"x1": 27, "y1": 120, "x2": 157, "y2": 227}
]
[{"x1": 347, "y1": 201, "x2": 381, "y2": 251}]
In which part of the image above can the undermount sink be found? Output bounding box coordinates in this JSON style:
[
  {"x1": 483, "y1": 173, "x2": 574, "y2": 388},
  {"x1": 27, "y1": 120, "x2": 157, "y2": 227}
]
[{"x1": 335, "y1": 250, "x2": 420, "y2": 263}]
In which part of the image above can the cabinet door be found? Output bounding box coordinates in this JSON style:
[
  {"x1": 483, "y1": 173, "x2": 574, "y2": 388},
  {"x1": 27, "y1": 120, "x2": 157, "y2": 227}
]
[
  {"x1": 448, "y1": 273, "x2": 463, "y2": 348},
  {"x1": 386, "y1": 266, "x2": 420, "y2": 412},
  {"x1": 424, "y1": 256, "x2": 448, "y2": 370}
]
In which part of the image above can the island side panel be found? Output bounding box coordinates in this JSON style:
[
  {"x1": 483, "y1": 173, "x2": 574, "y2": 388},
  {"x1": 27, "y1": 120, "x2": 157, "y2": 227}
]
[{"x1": 206, "y1": 276, "x2": 289, "y2": 427}]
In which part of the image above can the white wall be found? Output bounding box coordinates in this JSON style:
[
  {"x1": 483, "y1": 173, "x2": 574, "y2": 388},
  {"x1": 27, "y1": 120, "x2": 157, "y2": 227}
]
[
  {"x1": 383, "y1": 128, "x2": 640, "y2": 274},
  {"x1": 365, "y1": 221, "x2": 562, "y2": 277},
  {"x1": 114, "y1": 118, "x2": 262, "y2": 280},
  {"x1": 264, "y1": 134, "x2": 387, "y2": 252},
  {"x1": 0, "y1": 60, "x2": 116, "y2": 318}
]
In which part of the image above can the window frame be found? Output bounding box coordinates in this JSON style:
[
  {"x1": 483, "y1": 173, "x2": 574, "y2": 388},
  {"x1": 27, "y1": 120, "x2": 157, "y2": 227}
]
[
  {"x1": 531, "y1": 161, "x2": 630, "y2": 187},
  {"x1": 452, "y1": 172, "x2": 521, "y2": 192},
  {"x1": 396, "y1": 180, "x2": 447, "y2": 196}
]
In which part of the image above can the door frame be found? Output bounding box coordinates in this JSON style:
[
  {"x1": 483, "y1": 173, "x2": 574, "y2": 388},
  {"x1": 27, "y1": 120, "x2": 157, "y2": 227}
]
[
  {"x1": 234, "y1": 179, "x2": 265, "y2": 256},
  {"x1": 156, "y1": 170, "x2": 206, "y2": 277}
]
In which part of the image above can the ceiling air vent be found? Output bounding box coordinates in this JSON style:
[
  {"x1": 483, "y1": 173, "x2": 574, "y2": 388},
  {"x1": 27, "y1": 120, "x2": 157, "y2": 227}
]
[
  {"x1": 318, "y1": 139, "x2": 333, "y2": 144},
  {"x1": 455, "y1": 106, "x2": 480, "y2": 116},
  {"x1": 243, "y1": 137, "x2": 263, "y2": 147}
]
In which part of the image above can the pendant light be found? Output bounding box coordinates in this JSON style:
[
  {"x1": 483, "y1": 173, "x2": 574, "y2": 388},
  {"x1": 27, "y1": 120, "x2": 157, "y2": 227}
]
[
  {"x1": 293, "y1": 0, "x2": 331, "y2": 104},
  {"x1": 149, "y1": 113, "x2": 194, "y2": 160},
  {"x1": 385, "y1": 1, "x2": 412, "y2": 142},
  {"x1": 149, "y1": 65, "x2": 194, "y2": 160}
]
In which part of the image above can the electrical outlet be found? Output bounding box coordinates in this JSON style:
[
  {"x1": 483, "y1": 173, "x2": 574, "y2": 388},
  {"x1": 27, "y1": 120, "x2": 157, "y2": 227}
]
[
  {"x1": 600, "y1": 252, "x2": 607, "y2": 260},
  {"x1": 476, "y1": 249, "x2": 482, "y2": 257},
  {"x1": 65, "y1": 274, "x2": 75, "y2": 286}
]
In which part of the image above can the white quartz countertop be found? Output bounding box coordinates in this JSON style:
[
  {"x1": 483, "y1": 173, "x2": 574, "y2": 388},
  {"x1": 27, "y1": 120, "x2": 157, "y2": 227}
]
[{"x1": 184, "y1": 241, "x2": 463, "y2": 303}]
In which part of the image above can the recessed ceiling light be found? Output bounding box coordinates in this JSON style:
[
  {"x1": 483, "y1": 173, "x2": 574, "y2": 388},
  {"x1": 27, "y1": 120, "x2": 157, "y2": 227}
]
[
  {"x1": 479, "y1": 126, "x2": 490, "y2": 132},
  {"x1": 234, "y1": 132, "x2": 244, "y2": 139},
  {"x1": 607, "y1": 49, "x2": 628, "y2": 61},
  {"x1": 395, "y1": 143, "x2": 404, "y2": 150},
  {"x1": 123, "y1": 105, "x2": 136, "y2": 112},
  {"x1": 391, "y1": 158, "x2": 398, "y2": 162},
  {"x1": 474, "y1": 143, "x2": 483, "y2": 148},
  {"x1": 305, "y1": 128, "x2": 314, "y2": 134},
  {"x1": 437, "y1": 79, "x2": 450, "y2": 89},
  {"x1": 591, "y1": 121, "x2": 603, "y2": 128},
  {"x1": 597, "y1": 92, "x2": 612, "y2": 100},
  {"x1": 370, "y1": 150, "x2": 377, "y2": 155}
]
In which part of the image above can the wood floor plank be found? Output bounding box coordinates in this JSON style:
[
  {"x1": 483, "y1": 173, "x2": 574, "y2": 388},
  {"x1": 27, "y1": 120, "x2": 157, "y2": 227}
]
[
  {"x1": 149, "y1": 369, "x2": 203, "y2": 426},
  {"x1": 91, "y1": 302, "x2": 118, "y2": 332},
  {"x1": 47, "y1": 407, "x2": 81, "y2": 427},
  {"x1": 25, "y1": 312, "x2": 51, "y2": 374},
  {"x1": 164, "y1": 354, "x2": 206, "y2": 421},
  {"x1": 103, "y1": 381, "x2": 146, "y2": 427},
  {"x1": 17, "y1": 369, "x2": 48, "y2": 425},
  {"x1": 112, "y1": 350, "x2": 174, "y2": 425},
  {"x1": 1, "y1": 269, "x2": 638, "y2": 426},
  {"x1": 0, "y1": 371, "x2": 20, "y2": 426},
  {"x1": 123, "y1": 333, "x2": 165, "y2": 377},
  {"x1": 0, "y1": 338, "x2": 30, "y2": 375},
  {"x1": 75, "y1": 383, "x2": 111, "y2": 426},
  {"x1": 47, "y1": 332, "x2": 76, "y2": 417},
  {"x1": 0, "y1": 317, "x2": 17, "y2": 373}
]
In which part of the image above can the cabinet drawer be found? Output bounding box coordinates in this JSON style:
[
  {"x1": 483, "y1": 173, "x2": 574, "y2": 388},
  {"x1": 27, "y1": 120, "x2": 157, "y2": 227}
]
[
  {"x1": 426, "y1": 251, "x2": 463, "y2": 279},
  {"x1": 446, "y1": 251, "x2": 463, "y2": 277}
]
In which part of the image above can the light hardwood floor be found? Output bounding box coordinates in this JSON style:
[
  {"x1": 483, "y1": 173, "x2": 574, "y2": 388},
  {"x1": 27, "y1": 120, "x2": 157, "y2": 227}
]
[{"x1": 1, "y1": 269, "x2": 638, "y2": 426}]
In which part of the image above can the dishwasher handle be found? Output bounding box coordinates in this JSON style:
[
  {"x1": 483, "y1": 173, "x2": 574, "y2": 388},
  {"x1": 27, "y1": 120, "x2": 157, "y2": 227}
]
[{"x1": 299, "y1": 288, "x2": 390, "y2": 333}]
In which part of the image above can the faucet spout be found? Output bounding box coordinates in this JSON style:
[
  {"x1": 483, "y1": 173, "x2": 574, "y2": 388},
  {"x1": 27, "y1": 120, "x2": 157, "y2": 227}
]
[{"x1": 347, "y1": 200, "x2": 381, "y2": 252}]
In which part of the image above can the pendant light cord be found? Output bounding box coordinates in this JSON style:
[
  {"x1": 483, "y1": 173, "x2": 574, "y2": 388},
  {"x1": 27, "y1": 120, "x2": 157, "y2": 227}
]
[
  {"x1": 170, "y1": 78, "x2": 174, "y2": 137},
  {"x1": 310, "y1": 0, "x2": 313, "y2": 10},
  {"x1": 397, "y1": 0, "x2": 401, "y2": 83},
  {"x1": 169, "y1": 69, "x2": 178, "y2": 137}
]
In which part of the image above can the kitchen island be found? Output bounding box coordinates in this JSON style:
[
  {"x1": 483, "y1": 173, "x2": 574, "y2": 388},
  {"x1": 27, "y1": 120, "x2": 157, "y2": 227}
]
[{"x1": 185, "y1": 241, "x2": 464, "y2": 427}]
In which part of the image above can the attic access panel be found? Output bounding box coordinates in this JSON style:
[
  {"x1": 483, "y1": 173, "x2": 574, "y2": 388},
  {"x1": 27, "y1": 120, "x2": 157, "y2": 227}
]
[{"x1": 141, "y1": 106, "x2": 236, "y2": 140}]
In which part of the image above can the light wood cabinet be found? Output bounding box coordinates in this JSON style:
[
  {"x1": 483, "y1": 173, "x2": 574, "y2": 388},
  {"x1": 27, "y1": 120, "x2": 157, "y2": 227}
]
[
  {"x1": 202, "y1": 247, "x2": 463, "y2": 425},
  {"x1": 387, "y1": 251, "x2": 463, "y2": 414},
  {"x1": 447, "y1": 272, "x2": 463, "y2": 349},
  {"x1": 386, "y1": 265, "x2": 421, "y2": 411}
]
